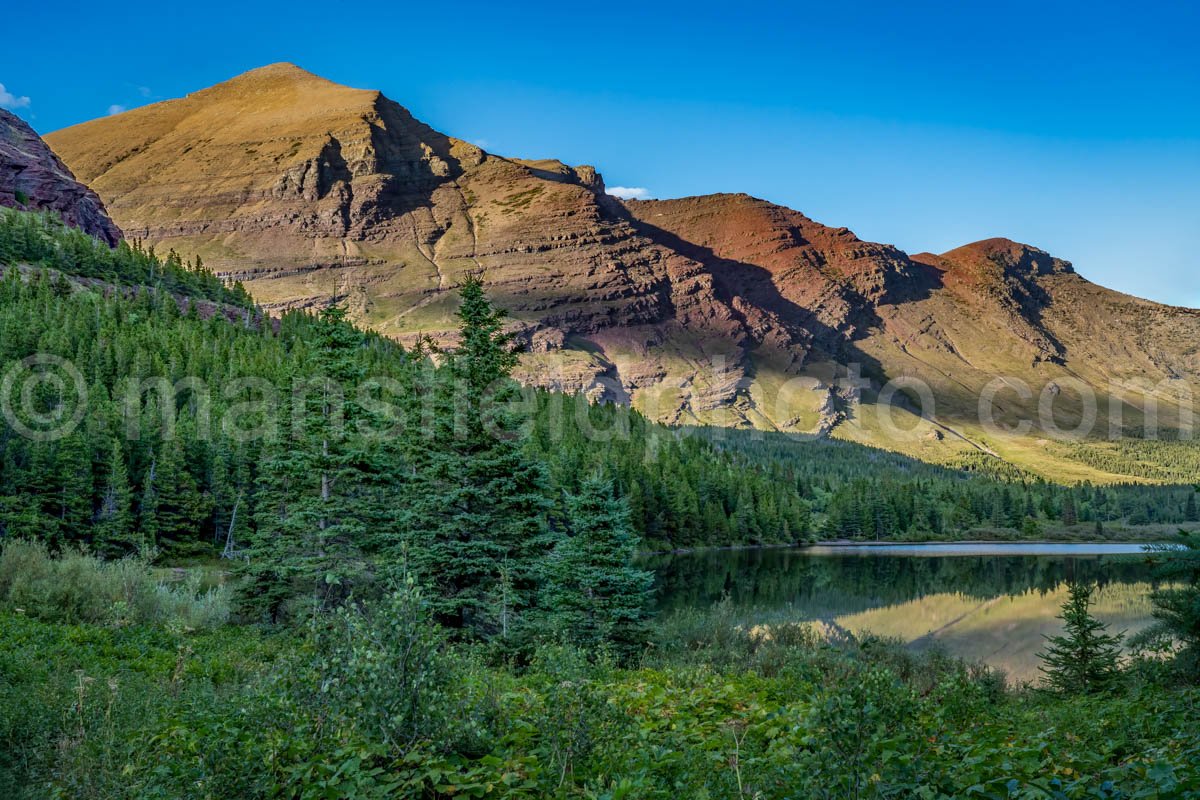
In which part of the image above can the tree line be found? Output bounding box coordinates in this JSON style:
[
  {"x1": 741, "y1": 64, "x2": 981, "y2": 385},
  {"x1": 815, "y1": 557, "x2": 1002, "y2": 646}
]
[
  {"x1": 0, "y1": 208, "x2": 252, "y2": 307},
  {"x1": 3, "y1": 207, "x2": 1199, "y2": 650}
]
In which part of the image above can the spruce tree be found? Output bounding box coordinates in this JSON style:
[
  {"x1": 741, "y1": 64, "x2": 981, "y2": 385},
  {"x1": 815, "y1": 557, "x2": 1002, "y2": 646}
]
[
  {"x1": 1021, "y1": 516, "x2": 1042, "y2": 538},
  {"x1": 403, "y1": 278, "x2": 550, "y2": 637},
  {"x1": 95, "y1": 439, "x2": 137, "y2": 556},
  {"x1": 1141, "y1": 530, "x2": 1200, "y2": 676},
  {"x1": 148, "y1": 437, "x2": 211, "y2": 558},
  {"x1": 1061, "y1": 495, "x2": 1078, "y2": 526},
  {"x1": 539, "y1": 475, "x2": 654, "y2": 659},
  {"x1": 53, "y1": 435, "x2": 93, "y2": 543},
  {"x1": 240, "y1": 306, "x2": 380, "y2": 621},
  {"x1": 139, "y1": 453, "x2": 160, "y2": 551},
  {"x1": 1038, "y1": 581, "x2": 1124, "y2": 693}
]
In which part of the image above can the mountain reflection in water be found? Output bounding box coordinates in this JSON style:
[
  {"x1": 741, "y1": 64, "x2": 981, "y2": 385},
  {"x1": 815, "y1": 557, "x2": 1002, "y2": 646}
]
[{"x1": 643, "y1": 544, "x2": 1161, "y2": 683}]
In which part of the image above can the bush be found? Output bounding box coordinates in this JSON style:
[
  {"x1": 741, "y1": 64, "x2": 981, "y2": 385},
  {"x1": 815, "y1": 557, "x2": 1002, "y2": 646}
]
[
  {"x1": 2, "y1": 602, "x2": 1199, "y2": 798},
  {"x1": 0, "y1": 540, "x2": 230, "y2": 627},
  {"x1": 308, "y1": 578, "x2": 451, "y2": 753}
]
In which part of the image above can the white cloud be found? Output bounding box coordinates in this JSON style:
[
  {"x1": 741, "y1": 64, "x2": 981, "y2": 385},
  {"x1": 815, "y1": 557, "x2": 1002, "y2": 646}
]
[
  {"x1": 107, "y1": 104, "x2": 126, "y2": 116},
  {"x1": 607, "y1": 186, "x2": 652, "y2": 200},
  {"x1": 138, "y1": 86, "x2": 152, "y2": 97},
  {"x1": 0, "y1": 83, "x2": 31, "y2": 110}
]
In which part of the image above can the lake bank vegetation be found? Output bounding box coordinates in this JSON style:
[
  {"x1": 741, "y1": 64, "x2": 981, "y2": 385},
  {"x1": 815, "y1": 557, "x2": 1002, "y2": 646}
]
[{"x1": 2, "y1": 535, "x2": 1199, "y2": 798}]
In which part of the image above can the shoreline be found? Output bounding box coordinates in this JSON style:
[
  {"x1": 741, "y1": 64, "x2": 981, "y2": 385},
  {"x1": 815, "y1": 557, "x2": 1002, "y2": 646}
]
[{"x1": 641, "y1": 538, "x2": 1165, "y2": 557}]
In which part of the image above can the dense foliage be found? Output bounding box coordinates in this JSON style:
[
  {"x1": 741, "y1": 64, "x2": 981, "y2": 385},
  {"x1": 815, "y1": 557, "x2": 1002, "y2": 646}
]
[
  {"x1": 1137, "y1": 530, "x2": 1200, "y2": 675},
  {"x1": 3, "y1": 588, "x2": 1199, "y2": 799},
  {"x1": 536, "y1": 476, "x2": 654, "y2": 658},
  {"x1": 0, "y1": 208, "x2": 253, "y2": 307}
]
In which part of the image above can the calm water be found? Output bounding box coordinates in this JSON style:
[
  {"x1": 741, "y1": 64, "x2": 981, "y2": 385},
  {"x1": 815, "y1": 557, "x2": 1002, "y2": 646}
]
[{"x1": 644, "y1": 543, "x2": 1161, "y2": 683}]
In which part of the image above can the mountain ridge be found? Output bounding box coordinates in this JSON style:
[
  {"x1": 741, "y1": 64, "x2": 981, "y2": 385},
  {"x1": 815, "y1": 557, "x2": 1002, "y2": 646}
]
[{"x1": 43, "y1": 65, "x2": 1200, "y2": 479}]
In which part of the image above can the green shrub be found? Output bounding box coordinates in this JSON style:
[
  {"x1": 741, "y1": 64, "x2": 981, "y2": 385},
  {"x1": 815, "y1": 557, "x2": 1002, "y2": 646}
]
[
  {"x1": 310, "y1": 578, "x2": 451, "y2": 753},
  {"x1": 0, "y1": 540, "x2": 230, "y2": 627},
  {"x1": 3, "y1": 605, "x2": 1199, "y2": 798}
]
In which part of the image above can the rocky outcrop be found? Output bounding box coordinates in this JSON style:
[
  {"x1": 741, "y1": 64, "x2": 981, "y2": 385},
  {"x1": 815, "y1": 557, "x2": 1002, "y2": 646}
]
[
  {"x1": 0, "y1": 109, "x2": 122, "y2": 245},
  {"x1": 44, "y1": 65, "x2": 1200, "y2": 475}
]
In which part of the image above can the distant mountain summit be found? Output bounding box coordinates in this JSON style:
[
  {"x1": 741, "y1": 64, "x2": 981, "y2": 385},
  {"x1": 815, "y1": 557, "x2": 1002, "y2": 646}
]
[
  {"x1": 1, "y1": 108, "x2": 121, "y2": 245},
  {"x1": 44, "y1": 65, "x2": 1200, "y2": 479}
]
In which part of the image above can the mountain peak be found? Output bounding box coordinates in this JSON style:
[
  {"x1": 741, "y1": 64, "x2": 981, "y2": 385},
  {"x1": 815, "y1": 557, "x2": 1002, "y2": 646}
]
[
  {"x1": 191, "y1": 62, "x2": 368, "y2": 105},
  {"x1": 241, "y1": 61, "x2": 313, "y2": 76},
  {"x1": 944, "y1": 237, "x2": 1038, "y2": 259},
  {"x1": 44, "y1": 59, "x2": 419, "y2": 195},
  {"x1": 215, "y1": 62, "x2": 341, "y2": 89},
  {"x1": 941, "y1": 238, "x2": 1074, "y2": 277}
]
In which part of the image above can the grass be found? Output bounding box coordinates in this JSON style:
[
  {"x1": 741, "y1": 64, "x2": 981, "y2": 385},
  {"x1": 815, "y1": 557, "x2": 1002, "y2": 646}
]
[
  {"x1": 0, "y1": 541, "x2": 231, "y2": 629},
  {"x1": 493, "y1": 186, "x2": 544, "y2": 214}
]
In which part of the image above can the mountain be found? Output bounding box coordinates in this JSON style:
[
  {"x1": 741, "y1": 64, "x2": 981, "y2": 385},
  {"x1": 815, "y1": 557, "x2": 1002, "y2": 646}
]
[
  {"x1": 1, "y1": 109, "x2": 121, "y2": 245},
  {"x1": 44, "y1": 64, "x2": 1200, "y2": 480}
]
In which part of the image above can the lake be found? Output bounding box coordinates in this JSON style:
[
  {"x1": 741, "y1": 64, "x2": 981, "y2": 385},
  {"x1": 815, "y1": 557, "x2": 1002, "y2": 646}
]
[{"x1": 643, "y1": 543, "x2": 1162, "y2": 683}]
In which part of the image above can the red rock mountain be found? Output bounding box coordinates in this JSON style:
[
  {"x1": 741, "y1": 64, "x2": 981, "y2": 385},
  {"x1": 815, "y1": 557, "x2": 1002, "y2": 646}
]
[
  {"x1": 44, "y1": 64, "x2": 1200, "y2": 480},
  {"x1": 1, "y1": 108, "x2": 122, "y2": 245}
]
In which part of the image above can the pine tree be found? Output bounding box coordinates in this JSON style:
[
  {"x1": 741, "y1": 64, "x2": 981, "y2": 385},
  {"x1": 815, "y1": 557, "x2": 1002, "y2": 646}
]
[
  {"x1": 1021, "y1": 515, "x2": 1042, "y2": 538},
  {"x1": 1140, "y1": 530, "x2": 1200, "y2": 675},
  {"x1": 239, "y1": 307, "x2": 381, "y2": 621},
  {"x1": 148, "y1": 437, "x2": 211, "y2": 557},
  {"x1": 53, "y1": 435, "x2": 93, "y2": 543},
  {"x1": 1061, "y1": 495, "x2": 1078, "y2": 526},
  {"x1": 1038, "y1": 582, "x2": 1124, "y2": 693},
  {"x1": 139, "y1": 453, "x2": 160, "y2": 550},
  {"x1": 539, "y1": 476, "x2": 654, "y2": 659},
  {"x1": 95, "y1": 439, "x2": 137, "y2": 556},
  {"x1": 403, "y1": 278, "x2": 550, "y2": 636}
]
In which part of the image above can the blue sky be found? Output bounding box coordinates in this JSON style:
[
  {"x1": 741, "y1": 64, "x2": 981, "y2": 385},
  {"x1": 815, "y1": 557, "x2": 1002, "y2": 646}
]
[{"x1": 3, "y1": 1, "x2": 1197, "y2": 306}]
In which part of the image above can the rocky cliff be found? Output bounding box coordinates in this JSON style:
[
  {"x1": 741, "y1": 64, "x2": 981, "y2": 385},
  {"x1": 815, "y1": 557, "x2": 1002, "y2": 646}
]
[
  {"x1": 44, "y1": 64, "x2": 1200, "y2": 479},
  {"x1": 1, "y1": 109, "x2": 122, "y2": 245}
]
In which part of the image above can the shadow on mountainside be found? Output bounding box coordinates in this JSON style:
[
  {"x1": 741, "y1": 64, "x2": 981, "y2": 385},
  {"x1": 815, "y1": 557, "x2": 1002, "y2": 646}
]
[
  {"x1": 354, "y1": 96, "x2": 467, "y2": 222},
  {"x1": 613, "y1": 203, "x2": 893, "y2": 386}
]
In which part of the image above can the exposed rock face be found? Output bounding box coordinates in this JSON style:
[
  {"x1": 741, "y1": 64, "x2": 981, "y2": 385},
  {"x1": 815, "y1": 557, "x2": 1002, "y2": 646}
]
[
  {"x1": 0, "y1": 109, "x2": 122, "y2": 245},
  {"x1": 45, "y1": 65, "x2": 1200, "y2": 477}
]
